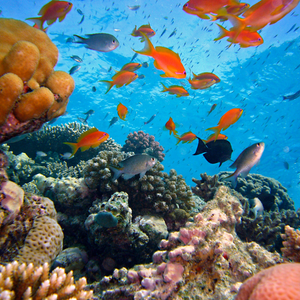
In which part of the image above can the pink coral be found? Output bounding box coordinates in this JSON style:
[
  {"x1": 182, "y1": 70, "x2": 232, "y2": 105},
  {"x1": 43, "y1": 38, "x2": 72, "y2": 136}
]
[{"x1": 235, "y1": 263, "x2": 300, "y2": 300}]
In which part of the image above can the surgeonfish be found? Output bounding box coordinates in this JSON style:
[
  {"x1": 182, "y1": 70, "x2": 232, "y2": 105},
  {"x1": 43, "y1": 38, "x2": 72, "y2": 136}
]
[
  {"x1": 250, "y1": 197, "x2": 264, "y2": 219},
  {"x1": 73, "y1": 33, "x2": 119, "y2": 52},
  {"x1": 225, "y1": 142, "x2": 265, "y2": 188},
  {"x1": 110, "y1": 154, "x2": 156, "y2": 181},
  {"x1": 64, "y1": 128, "x2": 109, "y2": 158}
]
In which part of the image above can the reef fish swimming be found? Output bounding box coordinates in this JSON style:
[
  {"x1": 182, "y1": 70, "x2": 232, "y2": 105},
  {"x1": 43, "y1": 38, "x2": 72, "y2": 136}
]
[
  {"x1": 73, "y1": 33, "x2": 119, "y2": 52},
  {"x1": 193, "y1": 137, "x2": 233, "y2": 166},
  {"x1": 283, "y1": 89, "x2": 300, "y2": 101},
  {"x1": 110, "y1": 154, "x2": 157, "y2": 180},
  {"x1": 64, "y1": 128, "x2": 109, "y2": 158},
  {"x1": 225, "y1": 142, "x2": 265, "y2": 188}
]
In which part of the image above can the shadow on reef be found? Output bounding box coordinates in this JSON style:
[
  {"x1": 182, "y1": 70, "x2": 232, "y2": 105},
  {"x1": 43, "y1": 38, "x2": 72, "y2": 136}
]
[{"x1": 192, "y1": 172, "x2": 300, "y2": 252}]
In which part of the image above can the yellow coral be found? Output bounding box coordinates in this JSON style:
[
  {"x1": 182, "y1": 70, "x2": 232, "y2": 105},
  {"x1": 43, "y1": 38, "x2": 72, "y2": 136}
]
[{"x1": 0, "y1": 261, "x2": 93, "y2": 299}]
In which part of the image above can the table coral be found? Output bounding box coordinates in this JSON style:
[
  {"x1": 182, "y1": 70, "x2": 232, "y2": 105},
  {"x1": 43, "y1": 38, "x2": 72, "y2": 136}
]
[
  {"x1": 235, "y1": 263, "x2": 300, "y2": 300},
  {"x1": 122, "y1": 130, "x2": 165, "y2": 162},
  {"x1": 281, "y1": 225, "x2": 300, "y2": 262},
  {"x1": 93, "y1": 186, "x2": 282, "y2": 300},
  {"x1": 0, "y1": 261, "x2": 93, "y2": 299},
  {"x1": 0, "y1": 18, "x2": 75, "y2": 143}
]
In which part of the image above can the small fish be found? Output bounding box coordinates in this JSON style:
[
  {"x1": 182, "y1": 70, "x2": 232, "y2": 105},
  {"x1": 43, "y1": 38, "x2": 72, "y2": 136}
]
[
  {"x1": 92, "y1": 86, "x2": 97, "y2": 92},
  {"x1": 5, "y1": 133, "x2": 29, "y2": 144},
  {"x1": 168, "y1": 29, "x2": 177, "y2": 38},
  {"x1": 84, "y1": 109, "x2": 95, "y2": 116},
  {"x1": 77, "y1": 117, "x2": 87, "y2": 124},
  {"x1": 128, "y1": 5, "x2": 140, "y2": 11},
  {"x1": 78, "y1": 15, "x2": 84, "y2": 25},
  {"x1": 64, "y1": 128, "x2": 109, "y2": 158},
  {"x1": 99, "y1": 71, "x2": 138, "y2": 94},
  {"x1": 144, "y1": 114, "x2": 156, "y2": 125},
  {"x1": 66, "y1": 37, "x2": 75, "y2": 43},
  {"x1": 161, "y1": 83, "x2": 189, "y2": 97},
  {"x1": 160, "y1": 28, "x2": 167, "y2": 38},
  {"x1": 26, "y1": 0, "x2": 73, "y2": 30},
  {"x1": 250, "y1": 197, "x2": 264, "y2": 219},
  {"x1": 77, "y1": 8, "x2": 84, "y2": 15},
  {"x1": 188, "y1": 72, "x2": 220, "y2": 90},
  {"x1": 95, "y1": 211, "x2": 118, "y2": 228},
  {"x1": 164, "y1": 117, "x2": 178, "y2": 136},
  {"x1": 175, "y1": 131, "x2": 197, "y2": 145},
  {"x1": 131, "y1": 24, "x2": 156, "y2": 42},
  {"x1": 36, "y1": 151, "x2": 47, "y2": 157},
  {"x1": 109, "y1": 116, "x2": 119, "y2": 127},
  {"x1": 193, "y1": 138, "x2": 233, "y2": 166},
  {"x1": 120, "y1": 62, "x2": 142, "y2": 72},
  {"x1": 142, "y1": 62, "x2": 149, "y2": 68},
  {"x1": 138, "y1": 74, "x2": 145, "y2": 79},
  {"x1": 206, "y1": 108, "x2": 243, "y2": 141},
  {"x1": 225, "y1": 142, "x2": 265, "y2": 188},
  {"x1": 60, "y1": 152, "x2": 73, "y2": 159},
  {"x1": 203, "y1": 133, "x2": 227, "y2": 144},
  {"x1": 69, "y1": 65, "x2": 81, "y2": 75},
  {"x1": 110, "y1": 154, "x2": 156, "y2": 180},
  {"x1": 283, "y1": 161, "x2": 289, "y2": 170},
  {"x1": 283, "y1": 89, "x2": 300, "y2": 101},
  {"x1": 70, "y1": 55, "x2": 83, "y2": 63},
  {"x1": 207, "y1": 104, "x2": 217, "y2": 116},
  {"x1": 130, "y1": 53, "x2": 138, "y2": 62},
  {"x1": 117, "y1": 103, "x2": 128, "y2": 121},
  {"x1": 73, "y1": 33, "x2": 119, "y2": 52},
  {"x1": 133, "y1": 33, "x2": 186, "y2": 79}
]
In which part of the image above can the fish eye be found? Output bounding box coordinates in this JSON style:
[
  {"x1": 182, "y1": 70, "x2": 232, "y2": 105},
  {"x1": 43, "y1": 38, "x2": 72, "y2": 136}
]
[
  {"x1": 183, "y1": 4, "x2": 188, "y2": 7},
  {"x1": 256, "y1": 143, "x2": 260, "y2": 147},
  {"x1": 112, "y1": 40, "x2": 116, "y2": 44},
  {"x1": 183, "y1": 71, "x2": 186, "y2": 75}
]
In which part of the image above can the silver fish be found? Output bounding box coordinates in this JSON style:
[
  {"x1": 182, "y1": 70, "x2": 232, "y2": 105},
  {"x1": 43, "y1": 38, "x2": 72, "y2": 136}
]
[
  {"x1": 70, "y1": 55, "x2": 82, "y2": 63},
  {"x1": 110, "y1": 154, "x2": 156, "y2": 180},
  {"x1": 250, "y1": 197, "x2": 264, "y2": 219},
  {"x1": 60, "y1": 152, "x2": 73, "y2": 160},
  {"x1": 36, "y1": 151, "x2": 47, "y2": 157},
  {"x1": 69, "y1": 65, "x2": 81, "y2": 75},
  {"x1": 73, "y1": 33, "x2": 119, "y2": 52},
  {"x1": 128, "y1": 5, "x2": 140, "y2": 10},
  {"x1": 225, "y1": 142, "x2": 265, "y2": 188}
]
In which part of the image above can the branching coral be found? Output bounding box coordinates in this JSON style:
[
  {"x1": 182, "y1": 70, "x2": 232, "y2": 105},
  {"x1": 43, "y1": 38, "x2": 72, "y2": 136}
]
[
  {"x1": 122, "y1": 131, "x2": 165, "y2": 162},
  {"x1": 0, "y1": 19, "x2": 75, "y2": 143},
  {"x1": 0, "y1": 261, "x2": 93, "y2": 299},
  {"x1": 281, "y1": 225, "x2": 300, "y2": 262}
]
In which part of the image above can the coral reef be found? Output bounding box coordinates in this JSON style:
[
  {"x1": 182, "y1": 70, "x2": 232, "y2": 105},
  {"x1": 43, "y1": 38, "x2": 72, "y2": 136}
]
[
  {"x1": 92, "y1": 186, "x2": 282, "y2": 300},
  {"x1": 122, "y1": 131, "x2": 165, "y2": 162},
  {"x1": 0, "y1": 19, "x2": 75, "y2": 143},
  {"x1": 0, "y1": 260, "x2": 93, "y2": 299},
  {"x1": 235, "y1": 263, "x2": 300, "y2": 300},
  {"x1": 281, "y1": 225, "x2": 300, "y2": 262}
]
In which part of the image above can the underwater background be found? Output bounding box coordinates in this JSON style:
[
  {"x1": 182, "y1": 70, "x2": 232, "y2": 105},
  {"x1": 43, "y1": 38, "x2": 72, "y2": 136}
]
[{"x1": 2, "y1": 0, "x2": 300, "y2": 207}]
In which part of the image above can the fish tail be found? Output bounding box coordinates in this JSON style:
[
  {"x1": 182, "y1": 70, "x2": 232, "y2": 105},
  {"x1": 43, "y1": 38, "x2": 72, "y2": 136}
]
[
  {"x1": 132, "y1": 32, "x2": 155, "y2": 57},
  {"x1": 214, "y1": 24, "x2": 228, "y2": 41},
  {"x1": 63, "y1": 142, "x2": 78, "y2": 157},
  {"x1": 26, "y1": 17, "x2": 44, "y2": 30},
  {"x1": 109, "y1": 166, "x2": 123, "y2": 181},
  {"x1": 205, "y1": 126, "x2": 220, "y2": 141},
  {"x1": 175, "y1": 135, "x2": 181, "y2": 145},
  {"x1": 224, "y1": 172, "x2": 238, "y2": 188},
  {"x1": 73, "y1": 34, "x2": 86, "y2": 43},
  {"x1": 283, "y1": 96, "x2": 287, "y2": 100},
  {"x1": 226, "y1": 14, "x2": 246, "y2": 43},
  {"x1": 99, "y1": 80, "x2": 114, "y2": 94},
  {"x1": 160, "y1": 82, "x2": 168, "y2": 92}
]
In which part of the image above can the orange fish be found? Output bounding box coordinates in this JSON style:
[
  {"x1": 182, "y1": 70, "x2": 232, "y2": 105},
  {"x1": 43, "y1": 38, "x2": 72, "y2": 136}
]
[
  {"x1": 203, "y1": 133, "x2": 228, "y2": 144},
  {"x1": 161, "y1": 83, "x2": 189, "y2": 97},
  {"x1": 64, "y1": 128, "x2": 109, "y2": 158},
  {"x1": 214, "y1": 24, "x2": 263, "y2": 48},
  {"x1": 182, "y1": 0, "x2": 240, "y2": 19},
  {"x1": 175, "y1": 131, "x2": 197, "y2": 145},
  {"x1": 131, "y1": 24, "x2": 156, "y2": 42},
  {"x1": 120, "y1": 62, "x2": 142, "y2": 72},
  {"x1": 226, "y1": 0, "x2": 300, "y2": 42},
  {"x1": 133, "y1": 33, "x2": 186, "y2": 79},
  {"x1": 100, "y1": 71, "x2": 138, "y2": 94},
  {"x1": 33, "y1": 24, "x2": 48, "y2": 32},
  {"x1": 26, "y1": 0, "x2": 73, "y2": 30},
  {"x1": 212, "y1": 3, "x2": 250, "y2": 21},
  {"x1": 206, "y1": 108, "x2": 243, "y2": 141},
  {"x1": 164, "y1": 117, "x2": 178, "y2": 136},
  {"x1": 117, "y1": 103, "x2": 128, "y2": 121},
  {"x1": 188, "y1": 72, "x2": 220, "y2": 90}
]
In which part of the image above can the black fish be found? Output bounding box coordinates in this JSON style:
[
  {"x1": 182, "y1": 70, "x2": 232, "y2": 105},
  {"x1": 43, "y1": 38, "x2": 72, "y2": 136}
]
[
  {"x1": 130, "y1": 53, "x2": 138, "y2": 62},
  {"x1": 283, "y1": 161, "x2": 289, "y2": 170},
  {"x1": 193, "y1": 137, "x2": 233, "y2": 166},
  {"x1": 109, "y1": 117, "x2": 119, "y2": 127},
  {"x1": 283, "y1": 89, "x2": 300, "y2": 101},
  {"x1": 84, "y1": 110, "x2": 95, "y2": 115},
  {"x1": 144, "y1": 114, "x2": 156, "y2": 125},
  {"x1": 92, "y1": 86, "x2": 97, "y2": 92}
]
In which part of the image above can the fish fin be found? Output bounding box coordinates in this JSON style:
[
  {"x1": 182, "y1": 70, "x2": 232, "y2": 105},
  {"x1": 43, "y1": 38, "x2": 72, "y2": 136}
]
[
  {"x1": 205, "y1": 126, "x2": 221, "y2": 141},
  {"x1": 91, "y1": 142, "x2": 101, "y2": 148},
  {"x1": 226, "y1": 14, "x2": 246, "y2": 42},
  {"x1": 38, "y1": 1, "x2": 53, "y2": 15},
  {"x1": 240, "y1": 168, "x2": 251, "y2": 178},
  {"x1": 160, "y1": 73, "x2": 168, "y2": 78},
  {"x1": 73, "y1": 34, "x2": 86, "y2": 43},
  {"x1": 214, "y1": 24, "x2": 228, "y2": 41},
  {"x1": 109, "y1": 166, "x2": 124, "y2": 181},
  {"x1": 80, "y1": 145, "x2": 91, "y2": 152},
  {"x1": 193, "y1": 137, "x2": 208, "y2": 156},
  {"x1": 99, "y1": 80, "x2": 114, "y2": 94},
  {"x1": 116, "y1": 84, "x2": 124, "y2": 88},
  {"x1": 123, "y1": 173, "x2": 135, "y2": 180},
  {"x1": 63, "y1": 142, "x2": 78, "y2": 157},
  {"x1": 160, "y1": 82, "x2": 168, "y2": 92},
  {"x1": 132, "y1": 32, "x2": 155, "y2": 56},
  {"x1": 46, "y1": 18, "x2": 57, "y2": 25},
  {"x1": 224, "y1": 172, "x2": 238, "y2": 188},
  {"x1": 59, "y1": 14, "x2": 67, "y2": 22},
  {"x1": 26, "y1": 17, "x2": 44, "y2": 29},
  {"x1": 139, "y1": 171, "x2": 146, "y2": 179},
  {"x1": 77, "y1": 128, "x2": 98, "y2": 142}
]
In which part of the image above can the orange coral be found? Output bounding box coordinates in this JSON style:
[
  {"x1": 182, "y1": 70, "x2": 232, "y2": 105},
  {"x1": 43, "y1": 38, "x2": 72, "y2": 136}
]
[
  {"x1": 281, "y1": 225, "x2": 300, "y2": 262},
  {"x1": 235, "y1": 263, "x2": 300, "y2": 300}
]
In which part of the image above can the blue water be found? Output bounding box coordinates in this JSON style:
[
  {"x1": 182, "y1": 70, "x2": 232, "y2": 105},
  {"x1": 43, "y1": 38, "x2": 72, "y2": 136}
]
[{"x1": 3, "y1": 0, "x2": 300, "y2": 207}]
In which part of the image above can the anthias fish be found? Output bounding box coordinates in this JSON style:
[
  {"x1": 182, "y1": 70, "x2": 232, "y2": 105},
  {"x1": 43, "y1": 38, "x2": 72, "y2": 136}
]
[
  {"x1": 120, "y1": 62, "x2": 142, "y2": 72},
  {"x1": 164, "y1": 117, "x2": 178, "y2": 136},
  {"x1": 73, "y1": 33, "x2": 119, "y2": 52},
  {"x1": 225, "y1": 142, "x2": 265, "y2": 188},
  {"x1": 131, "y1": 24, "x2": 156, "y2": 42},
  {"x1": 117, "y1": 103, "x2": 128, "y2": 121},
  {"x1": 175, "y1": 131, "x2": 197, "y2": 145},
  {"x1": 161, "y1": 83, "x2": 189, "y2": 97},
  {"x1": 64, "y1": 128, "x2": 109, "y2": 158},
  {"x1": 110, "y1": 154, "x2": 156, "y2": 180},
  {"x1": 188, "y1": 72, "x2": 220, "y2": 90}
]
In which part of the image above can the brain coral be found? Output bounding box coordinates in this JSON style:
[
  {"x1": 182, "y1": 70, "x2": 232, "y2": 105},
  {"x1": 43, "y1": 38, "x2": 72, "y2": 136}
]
[
  {"x1": 235, "y1": 263, "x2": 300, "y2": 300},
  {"x1": 0, "y1": 18, "x2": 75, "y2": 143}
]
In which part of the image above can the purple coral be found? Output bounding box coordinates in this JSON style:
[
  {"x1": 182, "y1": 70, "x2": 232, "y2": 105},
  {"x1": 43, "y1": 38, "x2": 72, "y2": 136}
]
[{"x1": 122, "y1": 131, "x2": 165, "y2": 162}]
